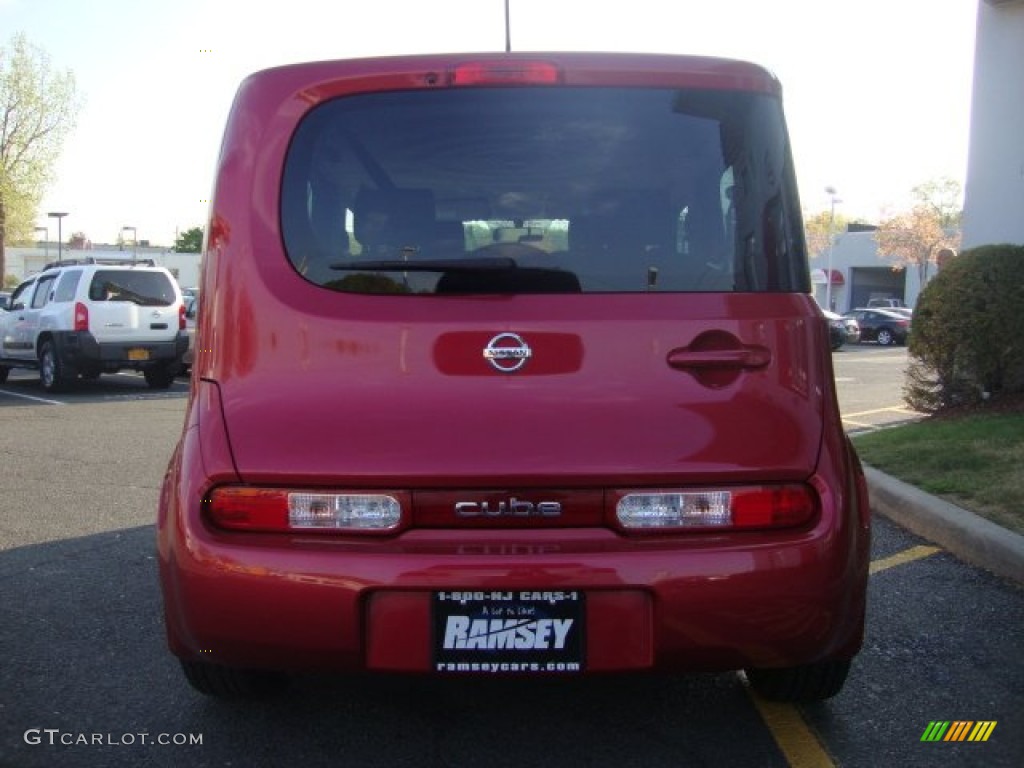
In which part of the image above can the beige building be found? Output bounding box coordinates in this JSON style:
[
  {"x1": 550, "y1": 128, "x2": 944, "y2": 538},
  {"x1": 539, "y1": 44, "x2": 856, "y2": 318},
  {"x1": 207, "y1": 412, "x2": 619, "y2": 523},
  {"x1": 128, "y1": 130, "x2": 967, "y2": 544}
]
[{"x1": 4, "y1": 245, "x2": 201, "y2": 289}]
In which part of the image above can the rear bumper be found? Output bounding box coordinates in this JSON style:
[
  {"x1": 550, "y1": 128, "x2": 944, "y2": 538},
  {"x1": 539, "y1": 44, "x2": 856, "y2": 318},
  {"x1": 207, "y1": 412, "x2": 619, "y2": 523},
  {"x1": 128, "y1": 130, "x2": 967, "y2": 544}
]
[
  {"x1": 160, "y1": 538, "x2": 867, "y2": 675},
  {"x1": 53, "y1": 331, "x2": 188, "y2": 369},
  {"x1": 158, "y1": 471, "x2": 869, "y2": 676}
]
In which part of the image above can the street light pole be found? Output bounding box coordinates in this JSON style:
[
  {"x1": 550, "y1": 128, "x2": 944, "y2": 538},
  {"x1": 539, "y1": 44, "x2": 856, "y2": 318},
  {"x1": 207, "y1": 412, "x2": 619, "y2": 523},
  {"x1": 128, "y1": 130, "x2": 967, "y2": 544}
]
[
  {"x1": 122, "y1": 226, "x2": 137, "y2": 263},
  {"x1": 34, "y1": 227, "x2": 49, "y2": 262},
  {"x1": 824, "y1": 187, "x2": 841, "y2": 311},
  {"x1": 48, "y1": 212, "x2": 68, "y2": 263}
]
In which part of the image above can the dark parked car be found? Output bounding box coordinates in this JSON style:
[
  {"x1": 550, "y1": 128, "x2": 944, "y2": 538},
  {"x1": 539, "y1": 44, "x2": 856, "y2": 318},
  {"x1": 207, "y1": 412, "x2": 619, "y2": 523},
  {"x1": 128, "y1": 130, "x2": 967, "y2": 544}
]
[
  {"x1": 824, "y1": 310, "x2": 860, "y2": 350},
  {"x1": 158, "y1": 51, "x2": 870, "y2": 703},
  {"x1": 883, "y1": 307, "x2": 913, "y2": 319},
  {"x1": 845, "y1": 309, "x2": 911, "y2": 346}
]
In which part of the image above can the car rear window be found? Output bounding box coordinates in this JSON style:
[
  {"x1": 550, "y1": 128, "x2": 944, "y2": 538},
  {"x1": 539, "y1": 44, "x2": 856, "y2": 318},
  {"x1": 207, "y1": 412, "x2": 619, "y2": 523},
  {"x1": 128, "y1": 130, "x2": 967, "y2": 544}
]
[
  {"x1": 281, "y1": 86, "x2": 808, "y2": 295},
  {"x1": 88, "y1": 270, "x2": 176, "y2": 306}
]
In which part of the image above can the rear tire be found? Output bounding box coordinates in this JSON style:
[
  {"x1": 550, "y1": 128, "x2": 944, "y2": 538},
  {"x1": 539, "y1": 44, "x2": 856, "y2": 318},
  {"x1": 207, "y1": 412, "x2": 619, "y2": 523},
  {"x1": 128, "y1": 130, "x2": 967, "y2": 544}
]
[
  {"x1": 180, "y1": 660, "x2": 289, "y2": 698},
  {"x1": 39, "y1": 341, "x2": 75, "y2": 392},
  {"x1": 876, "y1": 328, "x2": 894, "y2": 346},
  {"x1": 144, "y1": 366, "x2": 175, "y2": 389},
  {"x1": 0, "y1": 366, "x2": 9, "y2": 384},
  {"x1": 745, "y1": 658, "x2": 851, "y2": 702}
]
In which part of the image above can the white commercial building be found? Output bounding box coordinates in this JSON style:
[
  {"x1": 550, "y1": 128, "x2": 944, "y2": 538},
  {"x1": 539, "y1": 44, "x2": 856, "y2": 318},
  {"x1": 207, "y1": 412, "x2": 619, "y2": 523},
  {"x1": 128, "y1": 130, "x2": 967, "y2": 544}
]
[
  {"x1": 4, "y1": 246, "x2": 201, "y2": 289},
  {"x1": 962, "y1": 0, "x2": 1024, "y2": 248},
  {"x1": 809, "y1": 227, "x2": 926, "y2": 313}
]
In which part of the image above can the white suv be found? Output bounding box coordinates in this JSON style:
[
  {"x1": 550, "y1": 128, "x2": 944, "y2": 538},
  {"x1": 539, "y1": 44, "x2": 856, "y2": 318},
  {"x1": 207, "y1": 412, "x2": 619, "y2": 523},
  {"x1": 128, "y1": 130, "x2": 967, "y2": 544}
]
[{"x1": 0, "y1": 258, "x2": 188, "y2": 391}]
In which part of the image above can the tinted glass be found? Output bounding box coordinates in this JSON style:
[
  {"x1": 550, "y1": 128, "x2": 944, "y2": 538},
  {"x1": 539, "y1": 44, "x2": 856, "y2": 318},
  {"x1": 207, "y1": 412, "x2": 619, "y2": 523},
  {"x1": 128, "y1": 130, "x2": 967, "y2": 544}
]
[
  {"x1": 87, "y1": 270, "x2": 176, "y2": 306},
  {"x1": 281, "y1": 87, "x2": 808, "y2": 295},
  {"x1": 54, "y1": 270, "x2": 82, "y2": 302},
  {"x1": 31, "y1": 275, "x2": 56, "y2": 308},
  {"x1": 9, "y1": 279, "x2": 35, "y2": 309}
]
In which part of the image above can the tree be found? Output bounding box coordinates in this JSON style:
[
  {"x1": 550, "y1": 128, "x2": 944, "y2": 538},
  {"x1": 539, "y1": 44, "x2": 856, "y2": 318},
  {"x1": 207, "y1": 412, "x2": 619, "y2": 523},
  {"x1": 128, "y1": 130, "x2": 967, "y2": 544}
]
[
  {"x1": 175, "y1": 226, "x2": 203, "y2": 253},
  {"x1": 0, "y1": 34, "x2": 81, "y2": 278},
  {"x1": 803, "y1": 210, "x2": 849, "y2": 259},
  {"x1": 874, "y1": 178, "x2": 962, "y2": 286}
]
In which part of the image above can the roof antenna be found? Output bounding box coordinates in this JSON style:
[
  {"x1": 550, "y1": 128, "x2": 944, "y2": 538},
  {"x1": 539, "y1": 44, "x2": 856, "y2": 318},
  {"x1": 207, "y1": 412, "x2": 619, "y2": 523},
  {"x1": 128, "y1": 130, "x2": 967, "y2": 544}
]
[{"x1": 504, "y1": 0, "x2": 512, "y2": 52}]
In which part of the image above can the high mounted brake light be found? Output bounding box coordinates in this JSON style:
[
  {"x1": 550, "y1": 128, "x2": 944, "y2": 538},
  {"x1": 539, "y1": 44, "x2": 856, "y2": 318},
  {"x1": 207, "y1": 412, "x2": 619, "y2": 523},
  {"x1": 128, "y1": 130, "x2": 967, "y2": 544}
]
[{"x1": 451, "y1": 61, "x2": 561, "y2": 86}]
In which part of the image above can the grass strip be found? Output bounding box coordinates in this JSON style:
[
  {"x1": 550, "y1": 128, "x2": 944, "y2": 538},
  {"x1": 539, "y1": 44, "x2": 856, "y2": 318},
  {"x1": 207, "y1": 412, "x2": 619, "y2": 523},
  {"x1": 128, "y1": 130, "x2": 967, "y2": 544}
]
[{"x1": 851, "y1": 413, "x2": 1024, "y2": 536}]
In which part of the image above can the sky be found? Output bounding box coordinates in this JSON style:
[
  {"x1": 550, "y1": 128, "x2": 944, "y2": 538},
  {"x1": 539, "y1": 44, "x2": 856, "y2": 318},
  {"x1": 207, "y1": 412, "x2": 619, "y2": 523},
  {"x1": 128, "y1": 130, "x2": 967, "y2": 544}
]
[{"x1": 3, "y1": 0, "x2": 979, "y2": 247}]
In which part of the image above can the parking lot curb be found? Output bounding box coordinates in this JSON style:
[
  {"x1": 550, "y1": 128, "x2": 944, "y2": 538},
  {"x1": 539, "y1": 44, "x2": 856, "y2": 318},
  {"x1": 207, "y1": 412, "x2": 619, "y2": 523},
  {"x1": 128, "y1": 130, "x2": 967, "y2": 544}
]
[{"x1": 864, "y1": 465, "x2": 1024, "y2": 587}]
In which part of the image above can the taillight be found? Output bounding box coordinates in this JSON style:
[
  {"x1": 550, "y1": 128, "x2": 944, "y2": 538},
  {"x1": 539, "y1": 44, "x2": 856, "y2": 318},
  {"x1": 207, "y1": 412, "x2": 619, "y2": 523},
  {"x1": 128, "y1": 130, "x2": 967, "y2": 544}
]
[
  {"x1": 179, "y1": 302, "x2": 186, "y2": 330},
  {"x1": 613, "y1": 485, "x2": 816, "y2": 532},
  {"x1": 74, "y1": 302, "x2": 89, "y2": 331},
  {"x1": 205, "y1": 487, "x2": 407, "y2": 534},
  {"x1": 451, "y1": 60, "x2": 561, "y2": 86}
]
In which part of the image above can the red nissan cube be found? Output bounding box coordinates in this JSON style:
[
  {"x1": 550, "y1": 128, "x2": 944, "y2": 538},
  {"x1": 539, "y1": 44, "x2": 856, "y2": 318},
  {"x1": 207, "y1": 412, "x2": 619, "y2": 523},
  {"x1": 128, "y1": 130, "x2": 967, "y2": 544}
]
[{"x1": 157, "y1": 52, "x2": 870, "y2": 701}]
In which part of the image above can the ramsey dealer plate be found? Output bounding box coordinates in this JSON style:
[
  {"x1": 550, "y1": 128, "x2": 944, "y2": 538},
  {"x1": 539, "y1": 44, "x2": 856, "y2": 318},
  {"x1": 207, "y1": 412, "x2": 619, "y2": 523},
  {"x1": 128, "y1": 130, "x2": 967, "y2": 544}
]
[{"x1": 433, "y1": 591, "x2": 585, "y2": 673}]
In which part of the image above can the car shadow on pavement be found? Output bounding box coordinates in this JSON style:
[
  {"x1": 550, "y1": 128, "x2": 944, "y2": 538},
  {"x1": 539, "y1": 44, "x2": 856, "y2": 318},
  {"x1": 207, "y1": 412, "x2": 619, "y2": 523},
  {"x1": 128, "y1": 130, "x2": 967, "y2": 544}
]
[
  {"x1": 0, "y1": 526, "x2": 785, "y2": 768},
  {"x1": 4, "y1": 523, "x2": 1022, "y2": 767},
  {"x1": 0, "y1": 374, "x2": 189, "y2": 407}
]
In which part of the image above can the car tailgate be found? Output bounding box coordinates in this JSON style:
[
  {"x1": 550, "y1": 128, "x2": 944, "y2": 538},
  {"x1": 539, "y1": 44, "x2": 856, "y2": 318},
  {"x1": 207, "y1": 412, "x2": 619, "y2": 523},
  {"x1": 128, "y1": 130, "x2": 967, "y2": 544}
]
[
  {"x1": 214, "y1": 292, "x2": 825, "y2": 487},
  {"x1": 89, "y1": 302, "x2": 178, "y2": 342}
]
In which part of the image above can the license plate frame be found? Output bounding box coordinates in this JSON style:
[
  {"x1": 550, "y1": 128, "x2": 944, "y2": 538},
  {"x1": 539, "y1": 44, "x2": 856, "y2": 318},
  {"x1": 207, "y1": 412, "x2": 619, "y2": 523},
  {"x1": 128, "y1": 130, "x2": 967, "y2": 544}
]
[{"x1": 432, "y1": 590, "x2": 585, "y2": 674}]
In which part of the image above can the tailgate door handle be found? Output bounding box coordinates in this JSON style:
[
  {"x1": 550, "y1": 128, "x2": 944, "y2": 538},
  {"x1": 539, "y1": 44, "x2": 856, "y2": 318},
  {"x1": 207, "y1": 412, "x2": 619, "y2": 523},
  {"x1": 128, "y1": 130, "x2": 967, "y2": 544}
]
[{"x1": 666, "y1": 346, "x2": 771, "y2": 371}]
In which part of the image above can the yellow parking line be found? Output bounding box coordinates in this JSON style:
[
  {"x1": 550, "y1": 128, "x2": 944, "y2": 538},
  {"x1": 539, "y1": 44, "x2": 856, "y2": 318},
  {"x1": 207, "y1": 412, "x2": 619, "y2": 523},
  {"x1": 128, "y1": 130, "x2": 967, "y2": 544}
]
[
  {"x1": 843, "y1": 406, "x2": 919, "y2": 419},
  {"x1": 746, "y1": 544, "x2": 944, "y2": 766},
  {"x1": 842, "y1": 418, "x2": 875, "y2": 430},
  {"x1": 870, "y1": 545, "x2": 942, "y2": 575},
  {"x1": 746, "y1": 685, "x2": 836, "y2": 767}
]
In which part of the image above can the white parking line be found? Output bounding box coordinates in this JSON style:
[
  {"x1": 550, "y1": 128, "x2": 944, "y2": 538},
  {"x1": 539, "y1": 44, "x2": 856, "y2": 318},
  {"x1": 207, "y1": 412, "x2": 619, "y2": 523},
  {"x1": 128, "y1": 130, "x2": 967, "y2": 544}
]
[{"x1": 0, "y1": 388, "x2": 65, "y2": 406}]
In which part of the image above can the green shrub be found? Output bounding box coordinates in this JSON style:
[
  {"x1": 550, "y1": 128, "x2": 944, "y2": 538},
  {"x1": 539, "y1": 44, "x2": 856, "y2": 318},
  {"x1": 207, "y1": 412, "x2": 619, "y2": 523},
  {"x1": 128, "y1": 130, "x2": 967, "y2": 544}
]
[{"x1": 905, "y1": 244, "x2": 1024, "y2": 412}]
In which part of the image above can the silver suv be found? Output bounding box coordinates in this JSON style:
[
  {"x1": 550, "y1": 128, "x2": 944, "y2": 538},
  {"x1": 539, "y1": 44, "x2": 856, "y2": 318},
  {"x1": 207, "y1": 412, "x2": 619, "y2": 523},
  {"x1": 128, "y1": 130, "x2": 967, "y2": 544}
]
[
  {"x1": 0, "y1": 258, "x2": 187, "y2": 391},
  {"x1": 866, "y1": 297, "x2": 907, "y2": 309}
]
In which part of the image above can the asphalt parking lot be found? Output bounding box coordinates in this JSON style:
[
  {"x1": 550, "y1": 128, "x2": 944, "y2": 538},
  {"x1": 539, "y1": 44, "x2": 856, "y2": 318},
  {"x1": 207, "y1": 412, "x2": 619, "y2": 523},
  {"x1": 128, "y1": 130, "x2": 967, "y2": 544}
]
[
  {"x1": 831, "y1": 345, "x2": 924, "y2": 434},
  {"x1": 0, "y1": 368, "x2": 190, "y2": 408},
  {"x1": 1, "y1": 349, "x2": 1021, "y2": 767}
]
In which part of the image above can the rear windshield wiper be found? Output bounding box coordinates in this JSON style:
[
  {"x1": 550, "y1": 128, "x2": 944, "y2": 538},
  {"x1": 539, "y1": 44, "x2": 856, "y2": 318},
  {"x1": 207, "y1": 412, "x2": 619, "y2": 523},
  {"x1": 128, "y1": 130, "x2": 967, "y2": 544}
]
[
  {"x1": 330, "y1": 257, "x2": 517, "y2": 273},
  {"x1": 103, "y1": 283, "x2": 167, "y2": 306}
]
